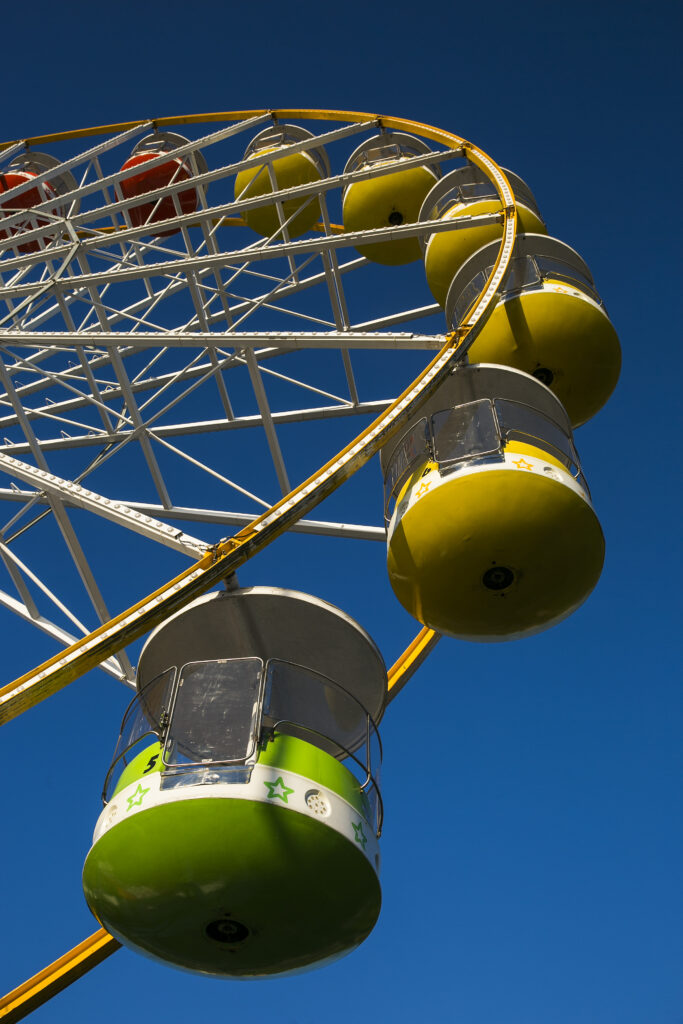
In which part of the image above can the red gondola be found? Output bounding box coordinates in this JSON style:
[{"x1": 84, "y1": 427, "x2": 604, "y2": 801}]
[
  {"x1": 119, "y1": 132, "x2": 203, "y2": 236},
  {"x1": 0, "y1": 151, "x2": 78, "y2": 254}
]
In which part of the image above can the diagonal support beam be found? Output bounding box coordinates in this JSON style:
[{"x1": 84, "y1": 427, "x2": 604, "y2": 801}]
[
  {"x1": 387, "y1": 628, "x2": 440, "y2": 703},
  {"x1": 0, "y1": 356, "x2": 135, "y2": 682},
  {"x1": 0, "y1": 587, "x2": 126, "y2": 681},
  {"x1": 0, "y1": 328, "x2": 443, "y2": 350},
  {"x1": 0, "y1": 929, "x2": 120, "y2": 1023},
  {"x1": 0, "y1": 451, "x2": 208, "y2": 558},
  {"x1": 242, "y1": 347, "x2": 291, "y2": 496}
]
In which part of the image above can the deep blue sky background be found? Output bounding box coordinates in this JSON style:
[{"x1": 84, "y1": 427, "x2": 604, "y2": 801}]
[{"x1": 1, "y1": 2, "x2": 681, "y2": 1022}]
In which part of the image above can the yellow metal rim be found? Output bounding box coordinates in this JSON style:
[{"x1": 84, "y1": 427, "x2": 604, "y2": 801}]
[{"x1": 0, "y1": 109, "x2": 516, "y2": 725}]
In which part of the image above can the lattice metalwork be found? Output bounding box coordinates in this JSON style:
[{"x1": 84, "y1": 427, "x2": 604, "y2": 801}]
[{"x1": 0, "y1": 111, "x2": 512, "y2": 690}]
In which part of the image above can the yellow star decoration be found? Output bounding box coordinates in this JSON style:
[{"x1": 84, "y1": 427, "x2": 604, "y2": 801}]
[
  {"x1": 416, "y1": 481, "x2": 431, "y2": 497},
  {"x1": 512, "y1": 458, "x2": 534, "y2": 471}
]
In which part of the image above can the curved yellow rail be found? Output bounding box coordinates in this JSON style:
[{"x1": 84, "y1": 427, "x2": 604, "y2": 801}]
[{"x1": 0, "y1": 109, "x2": 517, "y2": 724}]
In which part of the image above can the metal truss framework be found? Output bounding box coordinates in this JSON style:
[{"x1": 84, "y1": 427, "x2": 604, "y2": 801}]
[{"x1": 0, "y1": 109, "x2": 517, "y2": 1016}]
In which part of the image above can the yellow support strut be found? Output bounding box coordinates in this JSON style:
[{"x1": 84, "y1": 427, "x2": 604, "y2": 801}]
[
  {"x1": 0, "y1": 929, "x2": 120, "y2": 1023},
  {"x1": 387, "y1": 628, "x2": 441, "y2": 702}
]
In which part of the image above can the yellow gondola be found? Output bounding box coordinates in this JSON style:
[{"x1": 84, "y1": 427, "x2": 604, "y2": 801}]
[
  {"x1": 421, "y1": 164, "x2": 547, "y2": 306},
  {"x1": 445, "y1": 235, "x2": 621, "y2": 426},
  {"x1": 382, "y1": 364, "x2": 604, "y2": 641},
  {"x1": 342, "y1": 132, "x2": 440, "y2": 265},
  {"x1": 234, "y1": 124, "x2": 329, "y2": 239}
]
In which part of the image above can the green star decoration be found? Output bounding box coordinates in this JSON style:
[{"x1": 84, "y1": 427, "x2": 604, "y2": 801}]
[
  {"x1": 264, "y1": 776, "x2": 295, "y2": 803},
  {"x1": 126, "y1": 783, "x2": 149, "y2": 812},
  {"x1": 352, "y1": 821, "x2": 367, "y2": 849}
]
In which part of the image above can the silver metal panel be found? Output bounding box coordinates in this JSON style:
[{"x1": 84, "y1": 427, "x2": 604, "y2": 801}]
[
  {"x1": 444, "y1": 233, "x2": 595, "y2": 327},
  {"x1": 241, "y1": 123, "x2": 331, "y2": 178},
  {"x1": 419, "y1": 163, "x2": 543, "y2": 224},
  {"x1": 343, "y1": 131, "x2": 442, "y2": 186},
  {"x1": 379, "y1": 362, "x2": 573, "y2": 474},
  {"x1": 137, "y1": 587, "x2": 387, "y2": 725}
]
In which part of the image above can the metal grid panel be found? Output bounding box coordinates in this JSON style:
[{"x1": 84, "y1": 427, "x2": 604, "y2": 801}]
[
  {"x1": 0, "y1": 111, "x2": 517, "y2": 701},
  {"x1": 0, "y1": 112, "x2": 483, "y2": 675}
]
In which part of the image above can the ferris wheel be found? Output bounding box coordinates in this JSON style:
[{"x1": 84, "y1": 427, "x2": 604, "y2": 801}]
[{"x1": 0, "y1": 109, "x2": 620, "y2": 1016}]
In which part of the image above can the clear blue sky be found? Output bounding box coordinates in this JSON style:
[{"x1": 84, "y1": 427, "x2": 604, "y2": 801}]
[{"x1": 1, "y1": 2, "x2": 681, "y2": 1022}]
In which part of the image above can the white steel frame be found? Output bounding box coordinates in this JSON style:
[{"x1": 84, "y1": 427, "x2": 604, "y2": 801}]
[{"x1": 0, "y1": 111, "x2": 513, "y2": 692}]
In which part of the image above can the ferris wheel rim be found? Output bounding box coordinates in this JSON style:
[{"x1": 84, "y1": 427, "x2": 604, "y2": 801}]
[{"x1": 0, "y1": 108, "x2": 518, "y2": 722}]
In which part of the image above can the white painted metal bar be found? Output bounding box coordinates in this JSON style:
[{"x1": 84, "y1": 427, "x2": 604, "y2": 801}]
[
  {"x1": 0, "y1": 337, "x2": 137, "y2": 432},
  {"x1": 1, "y1": 208, "x2": 486, "y2": 312},
  {"x1": 72, "y1": 247, "x2": 174, "y2": 510},
  {"x1": 0, "y1": 536, "x2": 98, "y2": 636},
  {"x1": 0, "y1": 349, "x2": 242, "y2": 441},
  {"x1": 0, "y1": 354, "x2": 135, "y2": 681},
  {"x1": 227, "y1": 291, "x2": 338, "y2": 330},
  {"x1": 0, "y1": 398, "x2": 395, "y2": 453},
  {"x1": 0, "y1": 483, "x2": 52, "y2": 537},
  {"x1": 224, "y1": 256, "x2": 367, "y2": 321},
  {"x1": 125, "y1": 503, "x2": 386, "y2": 541},
  {"x1": 54, "y1": 290, "x2": 116, "y2": 434},
  {"x1": 316, "y1": 192, "x2": 359, "y2": 406},
  {"x1": 0, "y1": 139, "x2": 460, "y2": 270},
  {"x1": 207, "y1": 348, "x2": 235, "y2": 420},
  {"x1": 0, "y1": 451, "x2": 208, "y2": 557},
  {"x1": 0, "y1": 115, "x2": 270, "y2": 224},
  {"x1": 0, "y1": 232, "x2": 81, "y2": 318},
  {"x1": 225, "y1": 251, "x2": 323, "y2": 333},
  {"x1": 133, "y1": 346, "x2": 231, "y2": 419},
  {"x1": 352, "y1": 306, "x2": 443, "y2": 331},
  {"x1": 1, "y1": 397, "x2": 109, "y2": 438},
  {"x1": 242, "y1": 347, "x2": 291, "y2": 496},
  {"x1": 0, "y1": 534, "x2": 40, "y2": 618},
  {"x1": 0, "y1": 122, "x2": 153, "y2": 206},
  {"x1": 0, "y1": 329, "x2": 444, "y2": 350},
  {"x1": 106, "y1": 348, "x2": 174, "y2": 508},
  {"x1": 0, "y1": 490, "x2": 386, "y2": 541},
  {"x1": 0, "y1": 346, "x2": 287, "y2": 430},
  {"x1": 0, "y1": 117, "x2": 377, "y2": 255},
  {"x1": 263, "y1": 158, "x2": 302, "y2": 283},
  {"x1": 1, "y1": 249, "x2": 366, "y2": 340},
  {"x1": 145, "y1": 433, "x2": 272, "y2": 509},
  {"x1": 0, "y1": 587, "x2": 126, "y2": 681},
  {"x1": 0, "y1": 141, "x2": 31, "y2": 165},
  {"x1": 241, "y1": 357, "x2": 350, "y2": 406},
  {"x1": 0, "y1": 213, "x2": 502, "y2": 300}
]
